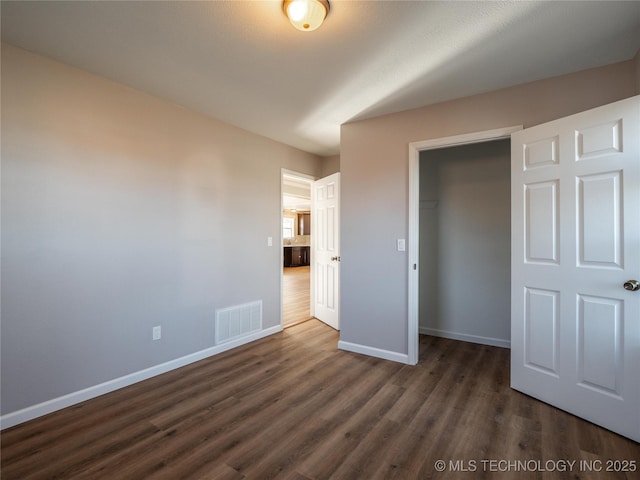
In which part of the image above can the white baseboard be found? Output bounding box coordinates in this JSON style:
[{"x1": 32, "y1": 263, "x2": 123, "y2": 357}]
[
  {"x1": 0, "y1": 325, "x2": 282, "y2": 430},
  {"x1": 338, "y1": 340, "x2": 410, "y2": 364},
  {"x1": 419, "y1": 326, "x2": 510, "y2": 349}
]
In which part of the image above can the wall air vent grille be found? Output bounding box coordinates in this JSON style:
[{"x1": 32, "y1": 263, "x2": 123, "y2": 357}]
[{"x1": 215, "y1": 301, "x2": 262, "y2": 345}]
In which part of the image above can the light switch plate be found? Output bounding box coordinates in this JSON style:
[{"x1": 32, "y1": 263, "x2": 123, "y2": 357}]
[
  {"x1": 397, "y1": 239, "x2": 406, "y2": 251},
  {"x1": 267, "y1": 236, "x2": 273, "y2": 247}
]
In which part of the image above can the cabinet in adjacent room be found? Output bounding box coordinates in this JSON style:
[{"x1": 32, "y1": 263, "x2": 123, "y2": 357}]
[
  {"x1": 283, "y1": 246, "x2": 310, "y2": 267},
  {"x1": 298, "y1": 213, "x2": 311, "y2": 235}
]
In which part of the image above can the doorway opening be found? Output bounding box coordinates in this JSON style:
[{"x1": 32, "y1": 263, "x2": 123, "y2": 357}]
[
  {"x1": 407, "y1": 126, "x2": 522, "y2": 364},
  {"x1": 418, "y1": 139, "x2": 511, "y2": 349},
  {"x1": 282, "y1": 171, "x2": 314, "y2": 328}
]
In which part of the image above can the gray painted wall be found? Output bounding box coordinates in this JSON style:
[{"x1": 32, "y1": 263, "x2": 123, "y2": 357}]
[
  {"x1": 634, "y1": 49, "x2": 640, "y2": 93},
  {"x1": 419, "y1": 140, "x2": 511, "y2": 345},
  {"x1": 319, "y1": 155, "x2": 340, "y2": 178},
  {"x1": 340, "y1": 58, "x2": 637, "y2": 358},
  {"x1": 1, "y1": 44, "x2": 322, "y2": 415}
]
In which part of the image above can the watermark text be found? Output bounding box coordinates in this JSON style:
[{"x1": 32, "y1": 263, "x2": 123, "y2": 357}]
[{"x1": 433, "y1": 458, "x2": 637, "y2": 473}]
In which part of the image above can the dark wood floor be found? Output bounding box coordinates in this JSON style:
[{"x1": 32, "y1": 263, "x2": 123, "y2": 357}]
[
  {"x1": 283, "y1": 266, "x2": 311, "y2": 328},
  {"x1": 2, "y1": 320, "x2": 638, "y2": 479}
]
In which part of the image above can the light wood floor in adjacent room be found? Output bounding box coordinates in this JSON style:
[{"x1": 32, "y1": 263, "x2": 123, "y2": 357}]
[
  {"x1": 283, "y1": 266, "x2": 312, "y2": 328},
  {"x1": 2, "y1": 320, "x2": 638, "y2": 479}
]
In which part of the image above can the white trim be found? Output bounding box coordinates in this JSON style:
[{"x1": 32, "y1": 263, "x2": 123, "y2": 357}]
[
  {"x1": 282, "y1": 168, "x2": 316, "y2": 183},
  {"x1": 408, "y1": 142, "x2": 420, "y2": 365},
  {"x1": 408, "y1": 125, "x2": 522, "y2": 365},
  {"x1": 0, "y1": 325, "x2": 282, "y2": 430},
  {"x1": 419, "y1": 327, "x2": 511, "y2": 349},
  {"x1": 338, "y1": 340, "x2": 409, "y2": 364},
  {"x1": 410, "y1": 125, "x2": 523, "y2": 151}
]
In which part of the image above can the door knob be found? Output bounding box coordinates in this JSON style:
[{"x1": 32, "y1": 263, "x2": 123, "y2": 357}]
[
  {"x1": 330, "y1": 256, "x2": 341, "y2": 262},
  {"x1": 623, "y1": 280, "x2": 640, "y2": 292}
]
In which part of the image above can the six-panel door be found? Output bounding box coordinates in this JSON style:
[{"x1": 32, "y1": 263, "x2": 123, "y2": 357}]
[
  {"x1": 511, "y1": 96, "x2": 640, "y2": 442},
  {"x1": 313, "y1": 172, "x2": 340, "y2": 330}
]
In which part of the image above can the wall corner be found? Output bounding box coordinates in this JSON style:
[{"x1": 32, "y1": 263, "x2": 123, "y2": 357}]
[{"x1": 634, "y1": 48, "x2": 640, "y2": 95}]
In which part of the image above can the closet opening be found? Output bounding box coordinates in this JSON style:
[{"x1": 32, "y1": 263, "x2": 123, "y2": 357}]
[{"x1": 418, "y1": 139, "x2": 511, "y2": 349}]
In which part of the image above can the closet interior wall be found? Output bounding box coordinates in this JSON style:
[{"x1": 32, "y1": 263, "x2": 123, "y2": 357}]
[{"x1": 419, "y1": 139, "x2": 511, "y2": 347}]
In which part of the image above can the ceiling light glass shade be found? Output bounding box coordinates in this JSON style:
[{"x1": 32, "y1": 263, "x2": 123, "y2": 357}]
[{"x1": 284, "y1": 0, "x2": 329, "y2": 32}]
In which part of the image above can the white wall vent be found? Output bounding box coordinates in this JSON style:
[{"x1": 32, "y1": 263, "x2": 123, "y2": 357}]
[{"x1": 215, "y1": 301, "x2": 262, "y2": 345}]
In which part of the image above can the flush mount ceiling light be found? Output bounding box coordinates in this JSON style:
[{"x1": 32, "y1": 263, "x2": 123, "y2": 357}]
[{"x1": 283, "y1": 0, "x2": 330, "y2": 32}]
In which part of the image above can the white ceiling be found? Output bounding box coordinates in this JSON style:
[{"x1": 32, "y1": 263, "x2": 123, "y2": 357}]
[
  {"x1": 283, "y1": 194, "x2": 311, "y2": 211},
  {"x1": 2, "y1": 1, "x2": 639, "y2": 156},
  {"x1": 283, "y1": 175, "x2": 311, "y2": 211}
]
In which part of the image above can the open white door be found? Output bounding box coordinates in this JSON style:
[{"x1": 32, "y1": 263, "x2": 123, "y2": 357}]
[
  {"x1": 313, "y1": 172, "x2": 340, "y2": 330},
  {"x1": 511, "y1": 96, "x2": 640, "y2": 442}
]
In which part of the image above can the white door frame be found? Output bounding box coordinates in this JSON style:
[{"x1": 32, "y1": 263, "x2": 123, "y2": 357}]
[
  {"x1": 407, "y1": 126, "x2": 523, "y2": 365},
  {"x1": 281, "y1": 169, "x2": 316, "y2": 327}
]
